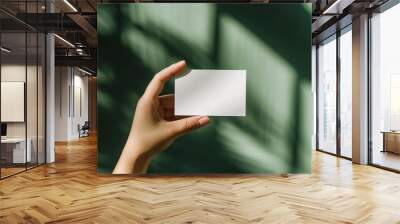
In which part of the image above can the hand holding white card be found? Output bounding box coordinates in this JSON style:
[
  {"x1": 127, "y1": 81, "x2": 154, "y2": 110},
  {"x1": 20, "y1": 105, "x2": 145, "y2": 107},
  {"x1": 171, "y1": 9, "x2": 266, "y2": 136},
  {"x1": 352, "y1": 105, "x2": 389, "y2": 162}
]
[{"x1": 175, "y1": 70, "x2": 246, "y2": 116}]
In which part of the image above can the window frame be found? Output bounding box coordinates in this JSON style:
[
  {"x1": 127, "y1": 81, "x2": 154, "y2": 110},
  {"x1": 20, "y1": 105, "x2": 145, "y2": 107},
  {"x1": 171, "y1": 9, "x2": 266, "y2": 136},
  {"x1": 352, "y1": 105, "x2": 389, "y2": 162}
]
[{"x1": 315, "y1": 24, "x2": 353, "y2": 160}]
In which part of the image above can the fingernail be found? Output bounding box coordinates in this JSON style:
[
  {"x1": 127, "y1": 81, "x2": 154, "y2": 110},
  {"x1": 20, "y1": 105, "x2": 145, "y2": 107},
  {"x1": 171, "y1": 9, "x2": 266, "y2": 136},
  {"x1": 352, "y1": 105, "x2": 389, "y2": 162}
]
[
  {"x1": 198, "y1": 116, "x2": 209, "y2": 126},
  {"x1": 177, "y1": 60, "x2": 185, "y2": 64}
]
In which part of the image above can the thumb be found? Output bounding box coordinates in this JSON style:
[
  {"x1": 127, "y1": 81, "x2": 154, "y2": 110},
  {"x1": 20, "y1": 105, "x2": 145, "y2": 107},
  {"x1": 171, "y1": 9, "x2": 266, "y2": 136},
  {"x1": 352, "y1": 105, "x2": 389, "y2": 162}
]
[{"x1": 171, "y1": 116, "x2": 210, "y2": 136}]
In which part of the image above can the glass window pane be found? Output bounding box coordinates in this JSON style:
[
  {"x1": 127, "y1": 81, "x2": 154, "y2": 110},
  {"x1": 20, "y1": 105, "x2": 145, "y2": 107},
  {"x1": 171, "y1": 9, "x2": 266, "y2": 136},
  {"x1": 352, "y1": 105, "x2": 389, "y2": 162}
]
[
  {"x1": 318, "y1": 36, "x2": 337, "y2": 154},
  {"x1": 1, "y1": 31, "x2": 27, "y2": 177},
  {"x1": 27, "y1": 31, "x2": 38, "y2": 169},
  {"x1": 38, "y1": 33, "x2": 45, "y2": 165},
  {"x1": 371, "y1": 4, "x2": 400, "y2": 171},
  {"x1": 340, "y1": 29, "x2": 352, "y2": 158},
  {"x1": 0, "y1": 1, "x2": 46, "y2": 179},
  {"x1": 312, "y1": 46, "x2": 317, "y2": 150},
  {"x1": 26, "y1": 0, "x2": 40, "y2": 170}
]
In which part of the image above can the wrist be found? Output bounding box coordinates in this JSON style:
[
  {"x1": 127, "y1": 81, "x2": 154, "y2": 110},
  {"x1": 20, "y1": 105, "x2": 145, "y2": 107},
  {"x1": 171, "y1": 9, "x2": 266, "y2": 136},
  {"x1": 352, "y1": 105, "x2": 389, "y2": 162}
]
[
  {"x1": 123, "y1": 140, "x2": 153, "y2": 172},
  {"x1": 122, "y1": 141, "x2": 146, "y2": 161}
]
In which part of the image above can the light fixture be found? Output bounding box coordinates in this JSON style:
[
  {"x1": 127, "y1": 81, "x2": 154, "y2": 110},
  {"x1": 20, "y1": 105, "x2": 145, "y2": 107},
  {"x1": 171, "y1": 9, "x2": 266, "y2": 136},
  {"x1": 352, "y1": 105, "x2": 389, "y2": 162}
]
[
  {"x1": 78, "y1": 67, "x2": 93, "y2": 76},
  {"x1": 63, "y1": 0, "x2": 78, "y2": 12},
  {"x1": 1, "y1": 47, "x2": 11, "y2": 53},
  {"x1": 76, "y1": 48, "x2": 86, "y2": 56},
  {"x1": 322, "y1": 0, "x2": 343, "y2": 15},
  {"x1": 54, "y1": 34, "x2": 75, "y2": 48}
]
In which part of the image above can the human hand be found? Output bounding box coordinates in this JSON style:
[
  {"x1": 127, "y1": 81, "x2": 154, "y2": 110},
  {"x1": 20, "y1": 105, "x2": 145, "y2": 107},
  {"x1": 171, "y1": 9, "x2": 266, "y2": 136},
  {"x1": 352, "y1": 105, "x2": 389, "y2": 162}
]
[{"x1": 113, "y1": 60, "x2": 210, "y2": 174}]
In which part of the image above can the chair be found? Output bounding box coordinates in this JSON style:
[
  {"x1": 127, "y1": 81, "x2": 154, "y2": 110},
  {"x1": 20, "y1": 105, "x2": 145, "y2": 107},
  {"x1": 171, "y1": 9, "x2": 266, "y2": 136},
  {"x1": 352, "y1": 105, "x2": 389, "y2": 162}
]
[{"x1": 78, "y1": 121, "x2": 90, "y2": 138}]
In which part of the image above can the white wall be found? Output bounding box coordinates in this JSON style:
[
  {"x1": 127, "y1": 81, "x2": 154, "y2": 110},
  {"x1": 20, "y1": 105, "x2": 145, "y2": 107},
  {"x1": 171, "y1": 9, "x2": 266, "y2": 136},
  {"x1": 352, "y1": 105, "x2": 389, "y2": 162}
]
[
  {"x1": 1, "y1": 64, "x2": 41, "y2": 137},
  {"x1": 1, "y1": 63, "x2": 46, "y2": 163},
  {"x1": 1, "y1": 65, "x2": 27, "y2": 139},
  {"x1": 72, "y1": 73, "x2": 89, "y2": 138},
  {"x1": 55, "y1": 67, "x2": 70, "y2": 141},
  {"x1": 55, "y1": 67, "x2": 89, "y2": 141}
]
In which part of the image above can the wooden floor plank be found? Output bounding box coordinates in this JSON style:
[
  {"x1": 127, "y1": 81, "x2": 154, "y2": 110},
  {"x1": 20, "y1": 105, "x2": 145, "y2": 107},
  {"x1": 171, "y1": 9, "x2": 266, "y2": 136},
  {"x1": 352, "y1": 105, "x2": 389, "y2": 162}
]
[{"x1": 1, "y1": 134, "x2": 400, "y2": 223}]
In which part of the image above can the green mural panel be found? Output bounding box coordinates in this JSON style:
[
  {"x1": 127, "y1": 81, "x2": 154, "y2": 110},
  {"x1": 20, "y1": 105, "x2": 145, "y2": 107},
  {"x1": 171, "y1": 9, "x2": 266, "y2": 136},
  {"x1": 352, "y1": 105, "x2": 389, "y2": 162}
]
[{"x1": 98, "y1": 3, "x2": 312, "y2": 174}]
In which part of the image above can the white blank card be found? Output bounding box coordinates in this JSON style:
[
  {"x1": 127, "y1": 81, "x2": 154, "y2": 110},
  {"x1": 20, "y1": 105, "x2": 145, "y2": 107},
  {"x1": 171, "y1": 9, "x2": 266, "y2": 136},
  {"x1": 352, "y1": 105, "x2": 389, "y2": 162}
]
[{"x1": 175, "y1": 70, "x2": 246, "y2": 116}]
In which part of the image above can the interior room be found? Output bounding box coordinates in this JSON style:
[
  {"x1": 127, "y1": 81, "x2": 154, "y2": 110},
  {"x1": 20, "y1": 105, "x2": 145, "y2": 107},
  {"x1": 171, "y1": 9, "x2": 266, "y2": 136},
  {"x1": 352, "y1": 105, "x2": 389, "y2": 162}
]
[
  {"x1": 0, "y1": 0, "x2": 400, "y2": 223},
  {"x1": 370, "y1": 3, "x2": 400, "y2": 171},
  {"x1": 1, "y1": 29, "x2": 46, "y2": 178}
]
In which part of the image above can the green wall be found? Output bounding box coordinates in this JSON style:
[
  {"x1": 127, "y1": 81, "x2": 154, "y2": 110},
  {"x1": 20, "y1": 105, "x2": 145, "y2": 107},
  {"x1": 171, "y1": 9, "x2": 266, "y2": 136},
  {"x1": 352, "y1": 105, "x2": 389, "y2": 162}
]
[{"x1": 98, "y1": 3, "x2": 312, "y2": 174}]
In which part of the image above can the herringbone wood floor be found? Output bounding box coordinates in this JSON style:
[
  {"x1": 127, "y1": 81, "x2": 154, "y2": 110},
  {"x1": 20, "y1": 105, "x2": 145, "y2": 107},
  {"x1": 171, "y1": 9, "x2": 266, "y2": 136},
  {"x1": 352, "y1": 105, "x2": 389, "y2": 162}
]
[{"x1": 1, "y1": 134, "x2": 400, "y2": 223}]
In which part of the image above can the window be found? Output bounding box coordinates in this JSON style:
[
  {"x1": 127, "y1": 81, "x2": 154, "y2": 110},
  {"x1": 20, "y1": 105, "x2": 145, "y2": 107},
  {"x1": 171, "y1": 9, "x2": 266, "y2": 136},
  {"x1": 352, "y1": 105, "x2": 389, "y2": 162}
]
[
  {"x1": 339, "y1": 27, "x2": 352, "y2": 158},
  {"x1": 370, "y1": 3, "x2": 400, "y2": 171},
  {"x1": 317, "y1": 35, "x2": 337, "y2": 154},
  {"x1": 0, "y1": 2, "x2": 46, "y2": 179},
  {"x1": 316, "y1": 26, "x2": 353, "y2": 159}
]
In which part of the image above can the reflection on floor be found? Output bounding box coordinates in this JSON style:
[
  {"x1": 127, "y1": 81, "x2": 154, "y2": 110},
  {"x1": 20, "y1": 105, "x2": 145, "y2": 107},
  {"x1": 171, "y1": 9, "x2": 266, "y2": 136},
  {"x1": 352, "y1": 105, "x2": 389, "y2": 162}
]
[
  {"x1": 0, "y1": 167, "x2": 25, "y2": 177},
  {"x1": 0, "y1": 163, "x2": 42, "y2": 178},
  {"x1": 341, "y1": 147, "x2": 352, "y2": 158},
  {"x1": 0, "y1": 134, "x2": 400, "y2": 223},
  {"x1": 373, "y1": 151, "x2": 400, "y2": 171}
]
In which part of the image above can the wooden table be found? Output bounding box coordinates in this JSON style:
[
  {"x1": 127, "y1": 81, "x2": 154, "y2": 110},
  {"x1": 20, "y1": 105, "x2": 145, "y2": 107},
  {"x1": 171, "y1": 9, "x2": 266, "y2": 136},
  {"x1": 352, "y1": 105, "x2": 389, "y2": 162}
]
[
  {"x1": 381, "y1": 131, "x2": 400, "y2": 154},
  {"x1": 1, "y1": 138, "x2": 31, "y2": 164}
]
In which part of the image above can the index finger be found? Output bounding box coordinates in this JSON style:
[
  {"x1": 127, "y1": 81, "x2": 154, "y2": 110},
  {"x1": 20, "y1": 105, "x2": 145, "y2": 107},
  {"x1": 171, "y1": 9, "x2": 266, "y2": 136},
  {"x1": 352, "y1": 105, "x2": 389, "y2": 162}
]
[{"x1": 143, "y1": 60, "x2": 186, "y2": 98}]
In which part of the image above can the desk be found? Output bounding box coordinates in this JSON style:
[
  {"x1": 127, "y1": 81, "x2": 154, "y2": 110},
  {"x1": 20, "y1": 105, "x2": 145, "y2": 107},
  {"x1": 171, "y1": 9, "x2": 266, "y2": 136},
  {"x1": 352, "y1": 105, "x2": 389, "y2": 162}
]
[
  {"x1": 382, "y1": 131, "x2": 400, "y2": 154},
  {"x1": 1, "y1": 138, "x2": 31, "y2": 163}
]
